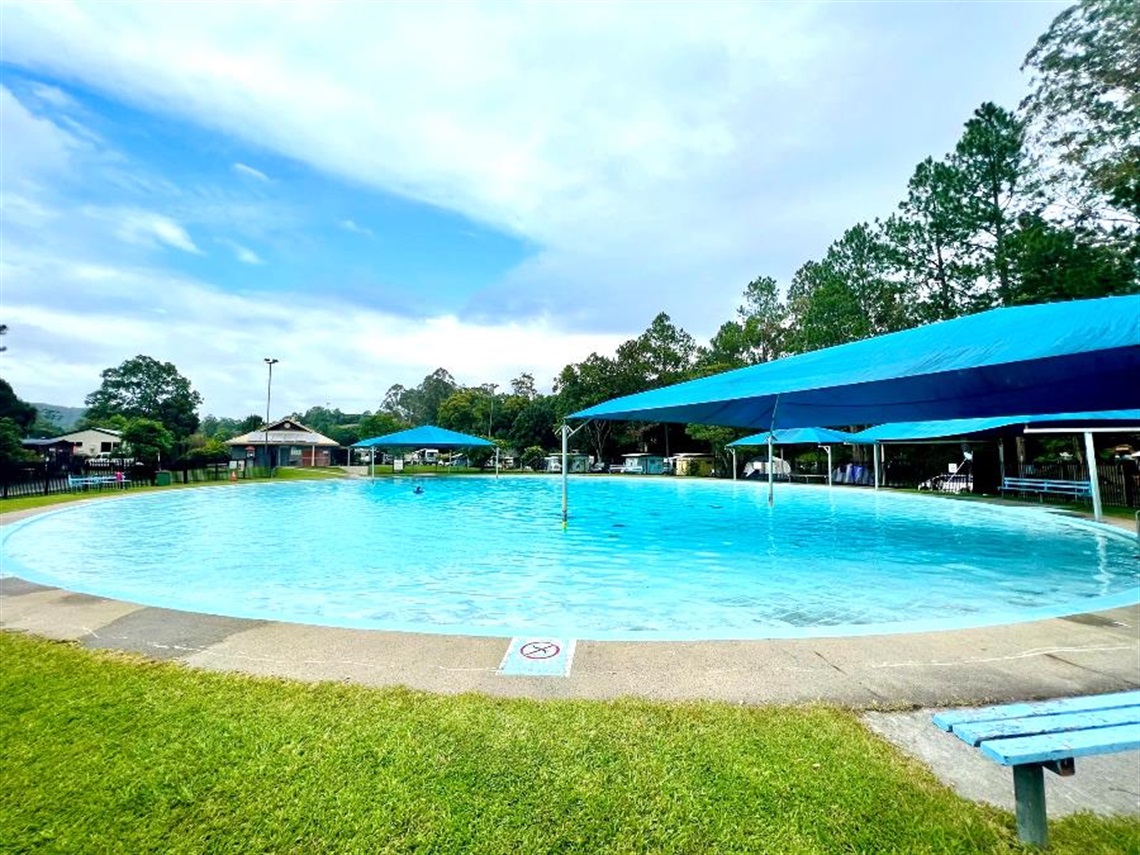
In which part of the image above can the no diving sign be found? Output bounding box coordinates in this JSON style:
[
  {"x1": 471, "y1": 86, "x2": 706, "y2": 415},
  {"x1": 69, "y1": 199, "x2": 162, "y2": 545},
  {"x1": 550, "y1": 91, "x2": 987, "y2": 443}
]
[{"x1": 498, "y1": 637, "x2": 575, "y2": 677}]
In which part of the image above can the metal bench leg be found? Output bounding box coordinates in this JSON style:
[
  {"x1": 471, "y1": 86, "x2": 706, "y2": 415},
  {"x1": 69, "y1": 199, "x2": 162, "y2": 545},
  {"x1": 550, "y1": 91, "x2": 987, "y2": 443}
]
[{"x1": 1013, "y1": 763, "x2": 1048, "y2": 848}]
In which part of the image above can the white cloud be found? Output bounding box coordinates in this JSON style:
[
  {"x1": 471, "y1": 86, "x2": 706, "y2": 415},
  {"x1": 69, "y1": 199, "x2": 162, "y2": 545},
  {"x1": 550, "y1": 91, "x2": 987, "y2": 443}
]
[
  {"x1": 0, "y1": 2, "x2": 1065, "y2": 334},
  {"x1": 30, "y1": 82, "x2": 79, "y2": 110},
  {"x1": 99, "y1": 207, "x2": 202, "y2": 254},
  {"x1": 231, "y1": 243, "x2": 264, "y2": 265},
  {"x1": 339, "y1": 218, "x2": 373, "y2": 237},
  {"x1": 233, "y1": 162, "x2": 269, "y2": 182},
  {"x1": 0, "y1": 248, "x2": 625, "y2": 414}
]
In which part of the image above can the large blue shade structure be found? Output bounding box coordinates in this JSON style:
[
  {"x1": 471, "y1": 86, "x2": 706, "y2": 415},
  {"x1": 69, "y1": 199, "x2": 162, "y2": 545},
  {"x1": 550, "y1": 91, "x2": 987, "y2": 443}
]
[
  {"x1": 352, "y1": 425, "x2": 494, "y2": 449},
  {"x1": 571, "y1": 295, "x2": 1140, "y2": 430}
]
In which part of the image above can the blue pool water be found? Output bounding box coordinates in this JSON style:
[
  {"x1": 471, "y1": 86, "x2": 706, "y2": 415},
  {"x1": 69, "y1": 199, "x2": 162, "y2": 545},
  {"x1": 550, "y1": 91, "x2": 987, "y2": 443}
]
[{"x1": 2, "y1": 477, "x2": 1137, "y2": 640}]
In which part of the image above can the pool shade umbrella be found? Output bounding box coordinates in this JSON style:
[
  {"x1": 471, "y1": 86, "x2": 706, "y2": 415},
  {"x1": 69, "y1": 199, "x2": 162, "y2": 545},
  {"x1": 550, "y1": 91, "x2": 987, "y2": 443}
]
[
  {"x1": 352, "y1": 425, "x2": 494, "y2": 477},
  {"x1": 848, "y1": 409, "x2": 1140, "y2": 521},
  {"x1": 571, "y1": 295, "x2": 1140, "y2": 430},
  {"x1": 728, "y1": 427, "x2": 858, "y2": 491}
]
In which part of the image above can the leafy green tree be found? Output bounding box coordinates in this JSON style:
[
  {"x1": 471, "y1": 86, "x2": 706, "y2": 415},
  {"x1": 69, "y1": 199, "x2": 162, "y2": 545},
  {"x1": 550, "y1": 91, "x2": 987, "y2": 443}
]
[
  {"x1": 702, "y1": 276, "x2": 787, "y2": 369},
  {"x1": 358, "y1": 412, "x2": 407, "y2": 441},
  {"x1": 507, "y1": 396, "x2": 558, "y2": 452},
  {"x1": 121, "y1": 418, "x2": 174, "y2": 467},
  {"x1": 1002, "y1": 214, "x2": 1139, "y2": 304},
  {"x1": 184, "y1": 437, "x2": 230, "y2": 465},
  {"x1": 0, "y1": 378, "x2": 37, "y2": 433},
  {"x1": 786, "y1": 224, "x2": 907, "y2": 354},
  {"x1": 510, "y1": 372, "x2": 538, "y2": 400},
  {"x1": 884, "y1": 157, "x2": 980, "y2": 320},
  {"x1": 951, "y1": 102, "x2": 1034, "y2": 301},
  {"x1": 1022, "y1": 0, "x2": 1140, "y2": 221},
  {"x1": 615, "y1": 312, "x2": 699, "y2": 390},
  {"x1": 437, "y1": 387, "x2": 487, "y2": 436},
  {"x1": 84, "y1": 355, "x2": 202, "y2": 438},
  {"x1": 0, "y1": 417, "x2": 36, "y2": 474},
  {"x1": 380, "y1": 369, "x2": 458, "y2": 426},
  {"x1": 554, "y1": 353, "x2": 625, "y2": 463}
]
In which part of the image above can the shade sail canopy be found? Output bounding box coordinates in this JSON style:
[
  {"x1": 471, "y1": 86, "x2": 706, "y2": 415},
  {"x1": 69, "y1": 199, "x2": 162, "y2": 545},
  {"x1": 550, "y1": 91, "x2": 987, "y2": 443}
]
[
  {"x1": 571, "y1": 295, "x2": 1140, "y2": 430},
  {"x1": 850, "y1": 409, "x2": 1140, "y2": 443},
  {"x1": 729, "y1": 427, "x2": 857, "y2": 447},
  {"x1": 352, "y1": 425, "x2": 494, "y2": 449}
]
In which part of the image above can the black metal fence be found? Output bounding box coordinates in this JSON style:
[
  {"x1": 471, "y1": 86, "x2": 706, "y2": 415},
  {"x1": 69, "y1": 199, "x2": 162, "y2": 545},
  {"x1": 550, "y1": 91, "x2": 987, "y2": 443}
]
[{"x1": 0, "y1": 461, "x2": 240, "y2": 500}]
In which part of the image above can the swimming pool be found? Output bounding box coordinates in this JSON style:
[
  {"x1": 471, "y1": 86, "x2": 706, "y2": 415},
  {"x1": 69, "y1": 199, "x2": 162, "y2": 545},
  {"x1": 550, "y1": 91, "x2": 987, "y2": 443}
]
[{"x1": 2, "y1": 477, "x2": 1137, "y2": 640}]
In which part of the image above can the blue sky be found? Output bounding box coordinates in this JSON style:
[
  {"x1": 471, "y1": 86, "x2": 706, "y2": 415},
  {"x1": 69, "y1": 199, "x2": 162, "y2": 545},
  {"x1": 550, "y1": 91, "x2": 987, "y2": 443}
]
[{"x1": 0, "y1": 1, "x2": 1066, "y2": 419}]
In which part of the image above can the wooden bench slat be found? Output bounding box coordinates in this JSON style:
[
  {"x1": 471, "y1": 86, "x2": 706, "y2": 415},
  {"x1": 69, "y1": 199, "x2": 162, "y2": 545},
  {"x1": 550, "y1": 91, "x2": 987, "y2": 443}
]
[
  {"x1": 979, "y1": 722, "x2": 1140, "y2": 766},
  {"x1": 932, "y1": 690, "x2": 1140, "y2": 731},
  {"x1": 953, "y1": 706, "x2": 1140, "y2": 746}
]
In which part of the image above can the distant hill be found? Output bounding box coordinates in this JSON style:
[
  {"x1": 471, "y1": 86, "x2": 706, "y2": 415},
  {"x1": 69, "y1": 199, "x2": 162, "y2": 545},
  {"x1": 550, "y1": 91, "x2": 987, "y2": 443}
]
[{"x1": 31, "y1": 403, "x2": 86, "y2": 433}]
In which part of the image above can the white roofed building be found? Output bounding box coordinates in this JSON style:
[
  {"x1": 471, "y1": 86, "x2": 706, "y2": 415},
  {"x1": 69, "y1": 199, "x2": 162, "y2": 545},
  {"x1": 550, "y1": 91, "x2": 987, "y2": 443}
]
[{"x1": 225, "y1": 418, "x2": 341, "y2": 469}]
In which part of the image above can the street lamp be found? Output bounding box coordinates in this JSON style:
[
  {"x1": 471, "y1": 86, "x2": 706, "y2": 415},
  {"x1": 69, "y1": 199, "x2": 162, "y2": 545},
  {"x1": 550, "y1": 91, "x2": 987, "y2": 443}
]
[
  {"x1": 264, "y1": 357, "x2": 278, "y2": 476},
  {"x1": 487, "y1": 383, "x2": 499, "y2": 477}
]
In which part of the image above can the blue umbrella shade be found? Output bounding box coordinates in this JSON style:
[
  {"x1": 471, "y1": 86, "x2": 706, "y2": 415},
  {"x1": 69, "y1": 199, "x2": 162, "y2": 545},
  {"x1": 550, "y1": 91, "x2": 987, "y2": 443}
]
[
  {"x1": 729, "y1": 427, "x2": 857, "y2": 447},
  {"x1": 352, "y1": 425, "x2": 495, "y2": 449},
  {"x1": 572, "y1": 295, "x2": 1140, "y2": 430}
]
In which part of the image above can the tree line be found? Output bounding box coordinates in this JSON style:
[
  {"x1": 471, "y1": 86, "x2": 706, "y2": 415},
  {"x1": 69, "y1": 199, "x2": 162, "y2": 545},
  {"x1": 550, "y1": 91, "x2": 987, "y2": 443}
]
[{"x1": 2, "y1": 0, "x2": 1136, "y2": 473}]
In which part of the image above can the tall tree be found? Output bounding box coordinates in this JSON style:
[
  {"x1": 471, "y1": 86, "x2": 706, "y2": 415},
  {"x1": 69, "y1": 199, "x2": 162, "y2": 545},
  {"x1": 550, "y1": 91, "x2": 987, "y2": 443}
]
[
  {"x1": 84, "y1": 355, "x2": 203, "y2": 437},
  {"x1": 884, "y1": 157, "x2": 980, "y2": 320},
  {"x1": 951, "y1": 102, "x2": 1033, "y2": 302},
  {"x1": 1021, "y1": 0, "x2": 1140, "y2": 221},
  {"x1": 121, "y1": 417, "x2": 174, "y2": 467},
  {"x1": 0, "y1": 378, "x2": 37, "y2": 433},
  {"x1": 1002, "y1": 213, "x2": 1139, "y2": 305},
  {"x1": 614, "y1": 313, "x2": 699, "y2": 390},
  {"x1": 703, "y1": 276, "x2": 788, "y2": 369}
]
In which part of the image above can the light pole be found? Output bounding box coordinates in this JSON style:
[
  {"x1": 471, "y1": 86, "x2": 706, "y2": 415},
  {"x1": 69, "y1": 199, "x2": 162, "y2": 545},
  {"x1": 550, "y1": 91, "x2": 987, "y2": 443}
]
[
  {"x1": 487, "y1": 383, "x2": 499, "y2": 477},
  {"x1": 264, "y1": 357, "x2": 278, "y2": 476}
]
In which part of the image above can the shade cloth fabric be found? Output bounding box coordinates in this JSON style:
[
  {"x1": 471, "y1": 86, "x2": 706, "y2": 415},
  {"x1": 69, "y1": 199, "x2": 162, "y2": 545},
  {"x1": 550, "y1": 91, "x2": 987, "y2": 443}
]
[
  {"x1": 352, "y1": 425, "x2": 494, "y2": 449},
  {"x1": 571, "y1": 295, "x2": 1140, "y2": 429},
  {"x1": 850, "y1": 409, "x2": 1140, "y2": 443},
  {"x1": 728, "y1": 427, "x2": 857, "y2": 447}
]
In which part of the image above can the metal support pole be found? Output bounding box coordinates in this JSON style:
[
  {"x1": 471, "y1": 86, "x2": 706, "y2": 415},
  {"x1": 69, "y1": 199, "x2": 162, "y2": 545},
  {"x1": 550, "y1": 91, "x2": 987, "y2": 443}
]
[
  {"x1": 1012, "y1": 764, "x2": 1048, "y2": 848},
  {"x1": 767, "y1": 435, "x2": 775, "y2": 506},
  {"x1": 263, "y1": 357, "x2": 278, "y2": 477},
  {"x1": 1084, "y1": 431, "x2": 1103, "y2": 522},
  {"x1": 731, "y1": 448, "x2": 737, "y2": 481},
  {"x1": 873, "y1": 443, "x2": 881, "y2": 490},
  {"x1": 561, "y1": 424, "x2": 570, "y2": 525},
  {"x1": 825, "y1": 445, "x2": 833, "y2": 487}
]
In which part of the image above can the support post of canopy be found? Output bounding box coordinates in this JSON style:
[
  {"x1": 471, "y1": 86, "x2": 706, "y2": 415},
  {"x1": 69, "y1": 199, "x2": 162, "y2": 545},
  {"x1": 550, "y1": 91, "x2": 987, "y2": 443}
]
[
  {"x1": 560, "y1": 421, "x2": 591, "y2": 526},
  {"x1": 1083, "y1": 431, "x2": 1103, "y2": 522},
  {"x1": 873, "y1": 443, "x2": 881, "y2": 490},
  {"x1": 732, "y1": 448, "x2": 737, "y2": 481},
  {"x1": 767, "y1": 435, "x2": 775, "y2": 507},
  {"x1": 370, "y1": 447, "x2": 375, "y2": 479},
  {"x1": 998, "y1": 439, "x2": 1005, "y2": 483},
  {"x1": 824, "y1": 444, "x2": 833, "y2": 487}
]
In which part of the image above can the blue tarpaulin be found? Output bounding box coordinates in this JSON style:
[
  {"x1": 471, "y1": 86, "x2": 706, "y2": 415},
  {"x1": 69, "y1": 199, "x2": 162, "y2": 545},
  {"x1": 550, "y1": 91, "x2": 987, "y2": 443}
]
[
  {"x1": 352, "y1": 425, "x2": 494, "y2": 448},
  {"x1": 572, "y1": 295, "x2": 1140, "y2": 429},
  {"x1": 728, "y1": 427, "x2": 857, "y2": 447},
  {"x1": 850, "y1": 410, "x2": 1140, "y2": 443}
]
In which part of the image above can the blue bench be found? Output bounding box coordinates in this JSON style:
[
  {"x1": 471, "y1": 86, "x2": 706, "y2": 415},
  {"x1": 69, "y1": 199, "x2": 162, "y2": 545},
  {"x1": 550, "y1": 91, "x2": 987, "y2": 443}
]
[
  {"x1": 67, "y1": 474, "x2": 131, "y2": 491},
  {"x1": 933, "y1": 691, "x2": 1140, "y2": 847},
  {"x1": 1000, "y1": 477, "x2": 1091, "y2": 500}
]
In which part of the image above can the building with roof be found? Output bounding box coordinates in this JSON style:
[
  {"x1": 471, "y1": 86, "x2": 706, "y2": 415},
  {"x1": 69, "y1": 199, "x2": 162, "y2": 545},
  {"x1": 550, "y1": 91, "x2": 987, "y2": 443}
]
[
  {"x1": 225, "y1": 418, "x2": 341, "y2": 469},
  {"x1": 52, "y1": 427, "x2": 124, "y2": 458}
]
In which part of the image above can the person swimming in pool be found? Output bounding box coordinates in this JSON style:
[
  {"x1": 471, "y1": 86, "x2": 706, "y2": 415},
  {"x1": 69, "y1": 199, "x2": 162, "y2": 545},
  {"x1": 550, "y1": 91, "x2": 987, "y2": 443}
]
[{"x1": 413, "y1": 485, "x2": 424, "y2": 494}]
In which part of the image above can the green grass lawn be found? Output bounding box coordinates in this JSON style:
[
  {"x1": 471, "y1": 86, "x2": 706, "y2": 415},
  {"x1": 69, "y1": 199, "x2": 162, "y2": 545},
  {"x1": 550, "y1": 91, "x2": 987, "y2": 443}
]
[{"x1": 2, "y1": 633, "x2": 1135, "y2": 854}]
